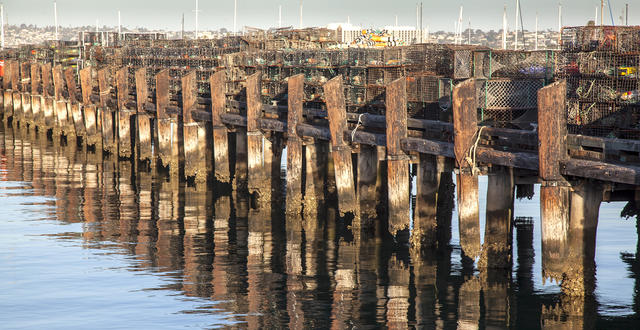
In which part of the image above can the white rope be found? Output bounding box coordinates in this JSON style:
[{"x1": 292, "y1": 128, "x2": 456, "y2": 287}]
[
  {"x1": 99, "y1": 87, "x2": 111, "y2": 96},
  {"x1": 464, "y1": 126, "x2": 485, "y2": 176},
  {"x1": 351, "y1": 113, "x2": 364, "y2": 142}
]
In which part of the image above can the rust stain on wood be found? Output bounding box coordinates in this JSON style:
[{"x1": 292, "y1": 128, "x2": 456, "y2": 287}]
[
  {"x1": 286, "y1": 74, "x2": 304, "y2": 215},
  {"x1": 538, "y1": 80, "x2": 567, "y2": 181},
  {"x1": 385, "y1": 77, "x2": 410, "y2": 235},
  {"x1": 324, "y1": 75, "x2": 357, "y2": 216}
]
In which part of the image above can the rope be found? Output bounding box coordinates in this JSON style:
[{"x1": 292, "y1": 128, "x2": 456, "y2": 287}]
[
  {"x1": 575, "y1": 80, "x2": 594, "y2": 99},
  {"x1": 99, "y1": 87, "x2": 111, "y2": 96},
  {"x1": 351, "y1": 113, "x2": 364, "y2": 142},
  {"x1": 464, "y1": 126, "x2": 485, "y2": 176}
]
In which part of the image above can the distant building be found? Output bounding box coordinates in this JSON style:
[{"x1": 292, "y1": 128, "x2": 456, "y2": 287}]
[{"x1": 327, "y1": 23, "x2": 428, "y2": 45}]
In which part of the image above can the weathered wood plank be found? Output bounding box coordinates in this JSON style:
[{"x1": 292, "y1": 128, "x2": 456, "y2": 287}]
[
  {"x1": 210, "y1": 70, "x2": 230, "y2": 183},
  {"x1": 52, "y1": 65, "x2": 69, "y2": 137},
  {"x1": 412, "y1": 154, "x2": 439, "y2": 251},
  {"x1": 246, "y1": 72, "x2": 268, "y2": 198},
  {"x1": 116, "y1": 67, "x2": 133, "y2": 158},
  {"x1": 385, "y1": 77, "x2": 410, "y2": 236},
  {"x1": 324, "y1": 75, "x2": 357, "y2": 216},
  {"x1": 562, "y1": 159, "x2": 640, "y2": 185},
  {"x1": 30, "y1": 63, "x2": 42, "y2": 126},
  {"x1": 79, "y1": 67, "x2": 100, "y2": 148},
  {"x1": 563, "y1": 182, "x2": 602, "y2": 296},
  {"x1": 537, "y1": 80, "x2": 571, "y2": 285},
  {"x1": 537, "y1": 80, "x2": 567, "y2": 181},
  {"x1": 181, "y1": 70, "x2": 208, "y2": 183},
  {"x1": 135, "y1": 67, "x2": 152, "y2": 162},
  {"x1": 98, "y1": 68, "x2": 117, "y2": 154},
  {"x1": 155, "y1": 69, "x2": 181, "y2": 173},
  {"x1": 539, "y1": 184, "x2": 570, "y2": 285},
  {"x1": 358, "y1": 144, "x2": 379, "y2": 223},
  {"x1": 286, "y1": 74, "x2": 304, "y2": 215},
  {"x1": 479, "y1": 167, "x2": 514, "y2": 269},
  {"x1": 453, "y1": 78, "x2": 481, "y2": 259},
  {"x1": 39, "y1": 63, "x2": 53, "y2": 128}
]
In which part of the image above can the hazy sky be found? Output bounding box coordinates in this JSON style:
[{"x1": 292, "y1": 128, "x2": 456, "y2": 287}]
[{"x1": 3, "y1": 0, "x2": 638, "y2": 32}]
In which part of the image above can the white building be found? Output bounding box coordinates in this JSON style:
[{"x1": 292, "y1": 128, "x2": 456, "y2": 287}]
[{"x1": 327, "y1": 23, "x2": 429, "y2": 45}]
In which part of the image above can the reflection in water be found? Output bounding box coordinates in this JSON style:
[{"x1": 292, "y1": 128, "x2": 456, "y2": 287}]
[{"x1": 1, "y1": 124, "x2": 640, "y2": 329}]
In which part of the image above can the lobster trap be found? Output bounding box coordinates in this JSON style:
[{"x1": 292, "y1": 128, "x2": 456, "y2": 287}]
[
  {"x1": 561, "y1": 26, "x2": 640, "y2": 53},
  {"x1": 406, "y1": 75, "x2": 441, "y2": 103},
  {"x1": 478, "y1": 50, "x2": 554, "y2": 79},
  {"x1": 477, "y1": 79, "x2": 544, "y2": 123}
]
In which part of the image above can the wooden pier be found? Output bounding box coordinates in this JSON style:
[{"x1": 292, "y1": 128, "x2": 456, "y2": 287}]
[{"x1": 2, "y1": 54, "x2": 640, "y2": 298}]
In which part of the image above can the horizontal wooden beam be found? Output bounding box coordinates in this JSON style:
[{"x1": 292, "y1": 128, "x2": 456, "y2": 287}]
[{"x1": 562, "y1": 159, "x2": 640, "y2": 185}]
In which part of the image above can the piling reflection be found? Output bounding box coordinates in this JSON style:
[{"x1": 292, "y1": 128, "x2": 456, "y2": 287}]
[{"x1": 3, "y1": 124, "x2": 640, "y2": 328}]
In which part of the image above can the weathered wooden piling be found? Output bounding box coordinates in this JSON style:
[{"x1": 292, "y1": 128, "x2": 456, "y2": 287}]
[
  {"x1": 324, "y1": 75, "x2": 357, "y2": 217},
  {"x1": 563, "y1": 182, "x2": 602, "y2": 296},
  {"x1": 2, "y1": 60, "x2": 14, "y2": 123},
  {"x1": 357, "y1": 144, "x2": 379, "y2": 221},
  {"x1": 286, "y1": 74, "x2": 304, "y2": 215},
  {"x1": 18, "y1": 61, "x2": 31, "y2": 124},
  {"x1": 116, "y1": 67, "x2": 134, "y2": 158},
  {"x1": 537, "y1": 80, "x2": 571, "y2": 284},
  {"x1": 64, "y1": 67, "x2": 85, "y2": 141},
  {"x1": 246, "y1": 72, "x2": 268, "y2": 199},
  {"x1": 479, "y1": 166, "x2": 514, "y2": 269},
  {"x1": 40, "y1": 63, "x2": 53, "y2": 129},
  {"x1": 29, "y1": 63, "x2": 41, "y2": 127},
  {"x1": 453, "y1": 78, "x2": 481, "y2": 259},
  {"x1": 412, "y1": 154, "x2": 440, "y2": 250},
  {"x1": 303, "y1": 141, "x2": 328, "y2": 215},
  {"x1": 10, "y1": 61, "x2": 20, "y2": 123},
  {"x1": 385, "y1": 77, "x2": 410, "y2": 236},
  {"x1": 155, "y1": 69, "x2": 181, "y2": 174},
  {"x1": 234, "y1": 126, "x2": 249, "y2": 192},
  {"x1": 52, "y1": 64, "x2": 70, "y2": 138},
  {"x1": 79, "y1": 67, "x2": 101, "y2": 149},
  {"x1": 210, "y1": 70, "x2": 231, "y2": 184},
  {"x1": 12, "y1": 62, "x2": 24, "y2": 124},
  {"x1": 181, "y1": 70, "x2": 209, "y2": 183},
  {"x1": 98, "y1": 68, "x2": 117, "y2": 155},
  {"x1": 135, "y1": 68, "x2": 153, "y2": 163}
]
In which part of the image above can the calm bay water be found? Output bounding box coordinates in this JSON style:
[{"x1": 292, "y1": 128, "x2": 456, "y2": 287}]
[{"x1": 1, "y1": 125, "x2": 639, "y2": 329}]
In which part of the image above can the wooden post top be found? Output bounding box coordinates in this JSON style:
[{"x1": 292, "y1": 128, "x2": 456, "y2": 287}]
[
  {"x1": 181, "y1": 70, "x2": 197, "y2": 124},
  {"x1": 324, "y1": 75, "x2": 347, "y2": 148},
  {"x1": 452, "y1": 78, "x2": 478, "y2": 169},
  {"x1": 63, "y1": 67, "x2": 78, "y2": 104},
  {"x1": 79, "y1": 67, "x2": 93, "y2": 105},
  {"x1": 385, "y1": 77, "x2": 408, "y2": 157},
  {"x1": 538, "y1": 80, "x2": 568, "y2": 181},
  {"x1": 40, "y1": 63, "x2": 52, "y2": 98},
  {"x1": 30, "y1": 63, "x2": 41, "y2": 95},
  {"x1": 287, "y1": 74, "x2": 305, "y2": 139},
  {"x1": 155, "y1": 69, "x2": 170, "y2": 120},
  {"x1": 2, "y1": 59, "x2": 11, "y2": 90},
  {"x1": 246, "y1": 72, "x2": 262, "y2": 132},
  {"x1": 116, "y1": 67, "x2": 129, "y2": 110},
  {"x1": 210, "y1": 70, "x2": 226, "y2": 127},
  {"x1": 52, "y1": 64, "x2": 65, "y2": 100},
  {"x1": 97, "y1": 68, "x2": 111, "y2": 108},
  {"x1": 135, "y1": 67, "x2": 148, "y2": 113}
]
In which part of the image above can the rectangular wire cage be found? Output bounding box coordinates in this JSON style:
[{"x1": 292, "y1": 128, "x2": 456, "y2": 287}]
[
  {"x1": 478, "y1": 79, "x2": 544, "y2": 110},
  {"x1": 484, "y1": 50, "x2": 553, "y2": 79},
  {"x1": 406, "y1": 75, "x2": 441, "y2": 103},
  {"x1": 561, "y1": 26, "x2": 640, "y2": 53}
]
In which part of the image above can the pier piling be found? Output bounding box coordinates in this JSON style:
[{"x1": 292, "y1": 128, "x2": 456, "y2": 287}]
[
  {"x1": 286, "y1": 74, "x2": 304, "y2": 215},
  {"x1": 385, "y1": 77, "x2": 410, "y2": 236},
  {"x1": 324, "y1": 75, "x2": 357, "y2": 217},
  {"x1": 453, "y1": 78, "x2": 481, "y2": 259}
]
